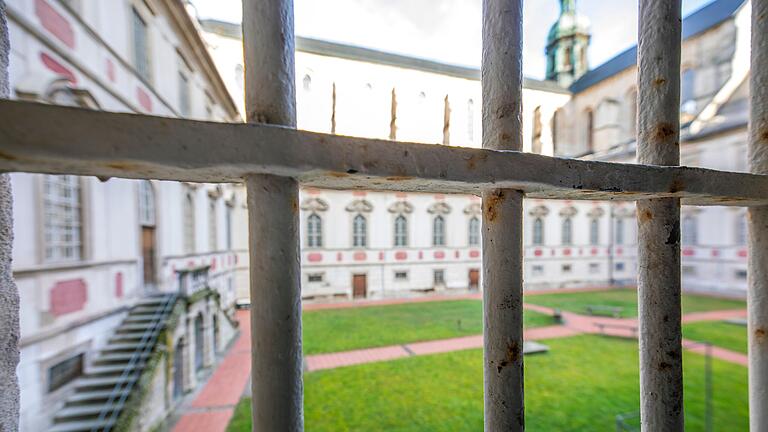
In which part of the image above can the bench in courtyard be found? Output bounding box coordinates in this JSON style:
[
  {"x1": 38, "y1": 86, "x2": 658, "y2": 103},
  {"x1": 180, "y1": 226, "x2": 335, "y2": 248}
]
[{"x1": 585, "y1": 305, "x2": 624, "y2": 318}]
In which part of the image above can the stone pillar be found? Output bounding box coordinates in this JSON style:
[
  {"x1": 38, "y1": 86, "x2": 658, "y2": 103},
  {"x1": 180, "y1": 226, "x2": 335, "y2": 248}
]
[{"x1": 0, "y1": 2, "x2": 20, "y2": 431}]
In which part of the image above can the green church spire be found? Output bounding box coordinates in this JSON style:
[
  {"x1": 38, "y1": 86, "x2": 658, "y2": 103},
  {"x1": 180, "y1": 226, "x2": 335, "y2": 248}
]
[{"x1": 546, "y1": 0, "x2": 591, "y2": 87}]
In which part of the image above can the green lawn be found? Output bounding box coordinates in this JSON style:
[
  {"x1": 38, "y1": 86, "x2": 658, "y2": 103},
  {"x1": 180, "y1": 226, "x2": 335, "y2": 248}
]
[
  {"x1": 525, "y1": 289, "x2": 745, "y2": 318},
  {"x1": 303, "y1": 300, "x2": 554, "y2": 355},
  {"x1": 228, "y1": 335, "x2": 748, "y2": 431},
  {"x1": 684, "y1": 320, "x2": 748, "y2": 354}
]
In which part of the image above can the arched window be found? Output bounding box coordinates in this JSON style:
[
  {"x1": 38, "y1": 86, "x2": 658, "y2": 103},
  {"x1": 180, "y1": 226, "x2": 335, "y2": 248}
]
[
  {"x1": 584, "y1": 109, "x2": 594, "y2": 152},
  {"x1": 433, "y1": 215, "x2": 446, "y2": 247},
  {"x1": 302, "y1": 74, "x2": 312, "y2": 92},
  {"x1": 551, "y1": 109, "x2": 561, "y2": 153},
  {"x1": 353, "y1": 214, "x2": 367, "y2": 247},
  {"x1": 468, "y1": 217, "x2": 480, "y2": 246},
  {"x1": 615, "y1": 218, "x2": 625, "y2": 245},
  {"x1": 532, "y1": 106, "x2": 543, "y2": 154},
  {"x1": 183, "y1": 192, "x2": 196, "y2": 254},
  {"x1": 590, "y1": 218, "x2": 600, "y2": 245},
  {"x1": 736, "y1": 214, "x2": 747, "y2": 245},
  {"x1": 307, "y1": 213, "x2": 323, "y2": 248},
  {"x1": 561, "y1": 218, "x2": 573, "y2": 245},
  {"x1": 394, "y1": 215, "x2": 408, "y2": 247},
  {"x1": 533, "y1": 217, "x2": 545, "y2": 246},
  {"x1": 209, "y1": 198, "x2": 218, "y2": 251},
  {"x1": 682, "y1": 216, "x2": 698, "y2": 245},
  {"x1": 138, "y1": 180, "x2": 155, "y2": 227},
  {"x1": 43, "y1": 175, "x2": 83, "y2": 262}
]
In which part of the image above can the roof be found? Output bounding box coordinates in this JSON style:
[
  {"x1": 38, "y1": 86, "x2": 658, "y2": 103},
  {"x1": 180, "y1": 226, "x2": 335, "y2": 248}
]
[
  {"x1": 199, "y1": 19, "x2": 571, "y2": 95},
  {"x1": 569, "y1": 0, "x2": 747, "y2": 93}
]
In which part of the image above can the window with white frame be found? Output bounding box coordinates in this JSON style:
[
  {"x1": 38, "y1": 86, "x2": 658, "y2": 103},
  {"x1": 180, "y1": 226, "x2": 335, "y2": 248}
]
[
  {"x1": 562, "y1": 264, "x2": 572, "y2": 273},
  {"x1": 183, "y1": 192, "x2": 195, "y2": 254},
  {"x1": 736, "y1": 214, "x2": 747, "y2": 245},
  {"x1": 561, "y1": 217, "x2": 573, "y2": 245},
  {"x1": 433, "y1": 215, "x2": 446, "y2": 247},
  {"x1": 394, "y1": 271, "x2": 408, "y2": 281},
  {"x1": 589, "y1": 218, "x2": 599, "y2": 245},
  {"x1": 352, "y1": 214, "x2": 367, "y2": 247},
  {"x1": 589, "y1": 263, "x2": 600, "y2": 274},
  {"x1": 531, "y1": 265, "x2": 544, "y2": 276},
  {"x1": 468, "y1": 217, "x2": 480, "y2": 246},
  {"x1": 307, "y1": 213, "x2": 323, "y2": 248},
  {"x1": 433, "y1": 269, "x2": 445, "y2": 286},
  {"x1": 138, "y1": 180, "x2": 155, "y2": 227},
  {"x1": 394, "y1": 215, "x2": 408, "y2": 247},
  {"x1": 307, "y1": 273, "x2": 324, "y2": 283},
  {"x1": 43, "y1": 175, "x2": 82, "y2": 262},
  {"x1": 615, "y1": 218, "x2": 625, "y2": 245},
  {"x1": 533, "y1": 217, "x2": 544, "y2": 246},
  {"x1": 179, "y1": 70, "x2": 191, "y2": 117},
  {"x1": 131, "y1": 7, "x2": 151, "y2": 82},
  {"x1": 467, "y1": 99, "x2": 475, "y2": 142},
  {"x1": 682, "y1": 215, "x2": 698, "y2": 246},
  {"x1": 209, "y1": 197, "x2": 218, "y2": 251}
]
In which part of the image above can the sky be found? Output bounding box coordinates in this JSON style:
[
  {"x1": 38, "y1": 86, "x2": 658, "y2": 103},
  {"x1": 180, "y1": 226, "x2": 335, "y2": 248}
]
[{"x1": 190, "y1": 0, "x2": 717, "y2": 80}]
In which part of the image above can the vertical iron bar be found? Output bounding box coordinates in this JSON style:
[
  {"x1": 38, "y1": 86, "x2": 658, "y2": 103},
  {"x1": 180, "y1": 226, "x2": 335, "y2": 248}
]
[
  {"x1": 242, "y1": 0, "x2": 303, "y2": 430},
  {"x1": 481, "y1": 0, "x2": 525, "y2": 430},
  {"x1": 636, "y1": 0, "x2": 684, "y2": 430},
  {"x1": 748, "y1": 0, "x2": 768, "y2": 430}
]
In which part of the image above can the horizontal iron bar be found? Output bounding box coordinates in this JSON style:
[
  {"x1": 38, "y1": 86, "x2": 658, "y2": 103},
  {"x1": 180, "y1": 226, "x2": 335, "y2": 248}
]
[{"x1": 0, "y1": 100, "x2": 766, "y2": 206}]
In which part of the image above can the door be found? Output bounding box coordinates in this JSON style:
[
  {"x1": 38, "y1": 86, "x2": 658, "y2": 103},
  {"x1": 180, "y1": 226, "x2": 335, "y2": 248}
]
[
  {"x1": 141, "y1": 226, "x2": 157, "y2": 287},
  {"x1": 352, "y1": 274, "x2": 367, "y2": 299},
  {"x1": 173, "y1": 340, "x2": 184, "y2": 399},
  {"x1": 194, "y1": 314, "x2": 204, "y2": 372},
  {"x1": 469, "y1": 269, "x2": 480, "y2": 291}
]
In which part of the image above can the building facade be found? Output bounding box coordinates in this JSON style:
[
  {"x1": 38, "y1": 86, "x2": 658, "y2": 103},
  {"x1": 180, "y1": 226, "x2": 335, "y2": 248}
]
[
  {"x1": 200, "y1": 8, "x2": 640, "y2": 302},
  {"x1": 4, "y1": 0, "x2": 246, "y2": 430}
]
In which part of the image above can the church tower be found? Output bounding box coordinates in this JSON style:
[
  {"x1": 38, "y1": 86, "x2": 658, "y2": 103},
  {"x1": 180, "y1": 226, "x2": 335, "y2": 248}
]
[{"x1": 546, "y1": 0, "x2": 591, "y2": 87}]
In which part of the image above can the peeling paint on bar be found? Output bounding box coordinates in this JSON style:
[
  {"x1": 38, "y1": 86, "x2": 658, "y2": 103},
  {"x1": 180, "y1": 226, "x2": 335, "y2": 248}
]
[
  {"x1": 0, "y1": 100, "x2": 767, "y2": 206},
  {"x1": 242, "y1": 0, "x2": 303, "y2": 430},
  {"x1": 636, "y1": 0, "x2": 684, "y2": 430},
  {"x1": 481, "y1": 0, "x2": 525, "y2": 430},
  {"x1": 748, "y1": 0, "x2": 768, "y2": 430}
]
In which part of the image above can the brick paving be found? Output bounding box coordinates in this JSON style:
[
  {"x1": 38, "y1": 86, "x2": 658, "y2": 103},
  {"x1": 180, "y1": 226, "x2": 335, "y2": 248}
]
[{"x1": 172, "y1": 293, "x2": 748, "y2": 431}]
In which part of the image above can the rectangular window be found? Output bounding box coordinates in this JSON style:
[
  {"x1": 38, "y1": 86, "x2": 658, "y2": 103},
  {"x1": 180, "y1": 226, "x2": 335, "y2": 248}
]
[
  {"x1": 48, "y1": 353, "x2": 84, "y2": 392},
  {"x1": 132, "y1": 8, "x2": 151, "y2": 82},
  {"x1": 682, "y1": 265, "x2": 697, "y2": 276},
  {"x1": 589, "y1": 263, "x2": 600, "y2": 274},
  {"x1": 394, "y1": 271, "x2": 408, "y2": 281},
  {"x1": 209, "y1": 198, "x2": 217, "y2": 251},
  {"x1": 735, "y1": 269, "x2": 748, "y2": 280},
  {"x1": 615, "y1": 262, "x2": 625, "y2": 272},
  {"x1": 44, "y1": 175, "x2": 82, "y2": 262},
  {"x1": 433, "y1": 269, "x2": 445, "y2": 286},
  {"x1": 307, "y1": 273, "x2": 324, "y2": 283},
  {"x1": 531, "y1": 265, "x2": 544, "y2": 276},
  {"x1": 561, "y1": 264, "x2": 572, "y2": 273}
]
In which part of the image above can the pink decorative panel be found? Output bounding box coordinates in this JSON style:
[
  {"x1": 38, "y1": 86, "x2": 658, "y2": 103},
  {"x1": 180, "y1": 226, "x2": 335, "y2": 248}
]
[
  {"x1": 36, "y1": 0, "x2": 75, "y2": 48},
  {"x1": 711, "y1": 249, "x2": 720, "y2": 257},
  {"x1": 379, "y1": 252, "x2": 385, "y2": 261},
  {"x1": 534, "y1": 249, "x2": 543, "y2": 257},
  {"x1": 563, "y1": 248, "x2": 572, "y2": 256},
  {"x1": 738, "y1": 249, "x2": 748, "y2": 258},
  {"x1": 418, "y1": 251, "x2": 424, "y2": 259},
  {"x1": 353, "y1": 251, "x2": 367, "y2": 261},
  {"x1": 469, "y1": 250, "x2": 480, "y2": 258},
  {"x1": 106, "y1": 59, "x2": 116, "y2": 82},
  {"x1": 50, "y1": 279, "x2": 87, "y2": 316},
  {"x1": 336, "y1": 252, "x2": 343, "y2": 262},
  {"x1": 352, "y1": 191, "x2": 367, "y2": 197},
  {"x1": 308, "y1": 253, "x2": 323, "y2": 262},
  {"x1": 115, "y1": 272, "x2": 124, "y2": 298},
  {"x1": 136, "y1": 87, "x2": 152, "y2": 112},
  {"x1": 682, "y1": 248, "x2": 695, "y2": 257},
  {"x1": 395, "y1": 251, "x2": 408, "y2": 260},
  {"x1": 454, "y1": 251, "x2": 460, "y2": 258},
  {"x1": 395, "y1": 192, "x2": 408, "y2": 198},
  {"x1": 40, "y1": 52, "x2": 76, "y2": 83},
  {"x1": 434, "y1": 251, "x2": 445, "y2": 259},
  {"x1": 591, "y1": 248, "x2": 598, "y2": 256}
]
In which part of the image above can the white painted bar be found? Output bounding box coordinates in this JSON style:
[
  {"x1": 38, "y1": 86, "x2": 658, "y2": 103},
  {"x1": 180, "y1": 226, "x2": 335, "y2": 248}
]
[
  {"x1": 242, "y1": 0, "x2": 303, "y2": 430},
  {"x1": 481, "y1": 0, "x2": 524, "y2": 430},
  {"x1": 748, "y1": 0, "x2": 768, "y2": 430},
  {"x1": 1, "y1": 101, "x2": 767, "y2": 206},
  {"x1": 636, "y1": 0, "x2": 684, "y2": 430}
]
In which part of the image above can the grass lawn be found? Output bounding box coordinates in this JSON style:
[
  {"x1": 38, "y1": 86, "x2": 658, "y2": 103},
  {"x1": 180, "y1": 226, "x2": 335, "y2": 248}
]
[
  {"x1": 303, "y1": 300, "x2": 554, "y2": 355},
  {"x1": 684, "y1": 320, "x2": 748, "y2": 354},
  {"x1": 525, "y1": 289, "x2": 745, "y2": 318},
  {"x1": 228, "y1": 335, "x2": 748, "y2": 431}
]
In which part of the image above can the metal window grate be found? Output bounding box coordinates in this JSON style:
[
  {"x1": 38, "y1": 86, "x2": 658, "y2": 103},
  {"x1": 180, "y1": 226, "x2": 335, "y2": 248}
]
[{"x1": 1, "y1": 0, "x2": 767, "y2": 431}]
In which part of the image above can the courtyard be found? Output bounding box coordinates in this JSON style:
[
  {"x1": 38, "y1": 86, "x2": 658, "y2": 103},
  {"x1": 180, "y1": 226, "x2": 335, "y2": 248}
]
[{"x1": 174, "y1": 288, "x2": 749, "y2": 431}]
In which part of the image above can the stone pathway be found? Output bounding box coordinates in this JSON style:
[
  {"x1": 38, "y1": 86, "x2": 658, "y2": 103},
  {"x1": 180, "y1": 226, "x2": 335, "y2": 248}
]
[{"x1": 172, "y1": 296, "x2": 748, "y2": 431}]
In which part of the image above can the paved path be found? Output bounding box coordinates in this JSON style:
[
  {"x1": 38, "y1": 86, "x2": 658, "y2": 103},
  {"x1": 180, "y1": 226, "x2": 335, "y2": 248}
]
[{"x1": 172, "y1": 296, "x2": 747, "y2": 431}]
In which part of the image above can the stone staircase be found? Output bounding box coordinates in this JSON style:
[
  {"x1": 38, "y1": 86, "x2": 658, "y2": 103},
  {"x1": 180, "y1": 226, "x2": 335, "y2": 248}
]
[{"x1": 48, "y1": 294, "x2": 178, "y2": 432}]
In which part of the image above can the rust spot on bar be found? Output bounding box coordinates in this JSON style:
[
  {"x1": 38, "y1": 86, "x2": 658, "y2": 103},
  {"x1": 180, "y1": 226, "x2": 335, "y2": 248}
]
[
  {"x1": 484, "y1": 190, "x2": 504, "y2": 222},
  {"x1": 756, "y1": 328, "x2": 766, "y2": 341},
  {"x1": 328, "y1": 172, "x2": 349, "y2": 178},
  {"x1": 639, "y1": 209, "x2": 653, "y2": 222},
  {"x1": 385, "y1": 176, "x2": 413, "y2": 181},
  {"x1": 105, "y1": 162, "x2": 141, "y2": 171},
  {"x1": 466, "y1": 153, "x2": 488, "y2": 171},
  {"x1": 654, "y1": 123, "x2": 676, "y2": 140},
  {"x1": 0, "y1": 150, "x2": 18, "y2": 161},
  {"x1": 653, "y1": 77, "x2": 667, "y2": 87}
]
